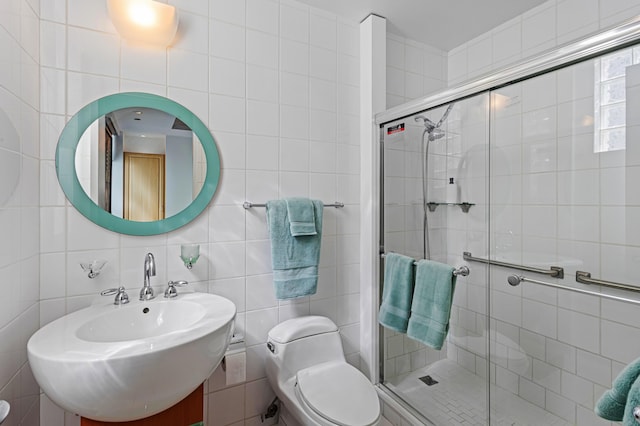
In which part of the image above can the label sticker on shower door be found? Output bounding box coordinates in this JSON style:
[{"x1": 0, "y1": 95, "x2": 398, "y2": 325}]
[{"x1": 387, "y1": 123, "x2": 405, "y2": 135}]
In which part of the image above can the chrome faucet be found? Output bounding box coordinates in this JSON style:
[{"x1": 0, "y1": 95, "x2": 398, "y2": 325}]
[{"x1": 140, "y1": 252, "x2": 156, "y2": 300}]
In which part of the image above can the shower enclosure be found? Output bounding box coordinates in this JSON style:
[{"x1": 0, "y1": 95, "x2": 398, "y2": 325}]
[{"x1": 376, "y1": 18, "x2": 640, "y2": 425}]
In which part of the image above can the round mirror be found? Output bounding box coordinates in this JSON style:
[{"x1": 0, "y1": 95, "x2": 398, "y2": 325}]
[{"x1": 56, "y1": 92, "x2": 220, "y2": 235}]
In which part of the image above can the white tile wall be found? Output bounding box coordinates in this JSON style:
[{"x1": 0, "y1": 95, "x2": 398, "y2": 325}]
[
  {"x1": 0, "y1": 0, "x2": 40, "y2": 424},
  {"x1": 385, "y1": 33, "x2": 448, "y2": 108},
  {"x1": 32, "y1": 1, "x2": 361, "y2": 425},
  {"x1": 448, "y1": 0, "x2": 640, "y2": 86},
  {"x1": 1, "y1": 0, "x2": 638, "y2": 424}
]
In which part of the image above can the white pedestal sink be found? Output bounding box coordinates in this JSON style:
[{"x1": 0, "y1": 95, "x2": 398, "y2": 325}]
[{"x1": 27, "y1": 292, "x2": 236, "y2": 422}]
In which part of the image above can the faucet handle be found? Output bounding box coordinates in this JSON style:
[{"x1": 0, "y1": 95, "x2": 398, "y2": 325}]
[
  {"x1": 139, "y1": 285, "x2": 155, "y2": 301},
  {"x1": 101, "y1": 286, "x2": 129, "y2": 305},
  {"x1": 164, "y1": 280, "x2": 188, "y2": 298}
]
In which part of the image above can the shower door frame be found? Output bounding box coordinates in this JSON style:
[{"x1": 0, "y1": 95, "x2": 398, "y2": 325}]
[{"x1": 369, "y1": 15, "x2": 640, "y2": 425}]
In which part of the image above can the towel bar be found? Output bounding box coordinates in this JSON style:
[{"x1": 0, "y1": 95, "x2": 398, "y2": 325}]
[
  {"x1": 379, "y1": 253, "x2": 469, "y2": 277},
  {"x1": 575, "y1": 271, "x2": 640, "y2": 292},
  {"x1": 508, "y1": 274, "x2": 640, "y2": 306},
  {"x1": 463, "y1": 251, "x2": 564, "y2": 278},
  {"x1": 243, "y1": 201, "x2": 344, "y2": 209}
]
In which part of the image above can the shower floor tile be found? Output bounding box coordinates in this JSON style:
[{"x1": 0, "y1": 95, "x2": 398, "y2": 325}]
[{"x1": 387, "y1": 359, "x2": 570, "y2": 425}]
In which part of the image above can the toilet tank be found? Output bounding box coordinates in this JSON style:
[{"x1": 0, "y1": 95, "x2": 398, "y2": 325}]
[{"x1": 266, "y1": 316, "x2": 346, "y2": 384}]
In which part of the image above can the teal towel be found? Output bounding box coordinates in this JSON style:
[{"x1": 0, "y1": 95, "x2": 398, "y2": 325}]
[
  {"x1": 266, "y1": 199, "x2": 323, "y2": 300},
  {"x1": 596, "y1": 356, "x2": 640, "y2": 421},
  {"x1": 407, "y1": 259, "x2": 456, "y2": 350},
  {"x1": 378, "y1": 253, "x2": 415, "y2": 333},
  {"x1": 285, "y1": 197, "x2": 318, "y2": 236}
]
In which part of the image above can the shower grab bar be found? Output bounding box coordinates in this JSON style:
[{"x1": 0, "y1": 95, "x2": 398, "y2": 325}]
[
  {"x1": 243, "y1": 201, "x2": 344, "y2": 209},
  {"x1": 380, "y1": 253, "x2": 470, "y2": 277},
  {"x1": 575, "y1": 271, "x2": 640, "y2": 292},
  {"x1": 507, "y1": 274, "x2": 640, "y2": 306},
  {"x1": 463, "y1": 251, "x2": 564, "y2": 279}
]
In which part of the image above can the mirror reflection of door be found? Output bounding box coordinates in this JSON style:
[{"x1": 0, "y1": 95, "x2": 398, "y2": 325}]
[
  {"x1": 124, "y1": 152, "x2": 165, "y2": 221},
  {"x1": 75, "y1": 106, "x2": 205, "y2": 222}
]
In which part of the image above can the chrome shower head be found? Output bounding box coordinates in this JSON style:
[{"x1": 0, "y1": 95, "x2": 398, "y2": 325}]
[
  {"x1": 415, "y1": 102, "x2": 456, "y2": 140},
  {"x1": 414, "y1": 115, "x2": 437, "y2": 133},
  {"x1": 427, "y1": 128, "x2": 446, "y2": 141}
]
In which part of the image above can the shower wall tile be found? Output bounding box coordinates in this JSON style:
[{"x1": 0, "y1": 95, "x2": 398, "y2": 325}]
[
  {"x1": 467, "y1": 36, "x2": 492, "y2": 78},
  {"x1": 447, "y1": 0, "x2": 640, "y2": 85},
  {"x1": 556, "y1": 61, "x2": 594, "y2": 103},
  {"x1": 557, "y1": 0, "x2": 598, "y2": 37},
  {"x1": 492, "y1": 21, "x2": 522, "y2": 66},
  {"x1": 446, "y1": 49, "x2": 640, "y2": 406},
  {"x1": 545, "y1": 390, "x2": 577, "y2": 423},
  {"x1": 522, "y1": 3, "x2": 556, "y2": 53},
  {"x1": 386, "y1": 34, "x2": 447, "y2": 107},
  {"x1": 577, "y1": 350, "x2": 611, "y2": 388}
]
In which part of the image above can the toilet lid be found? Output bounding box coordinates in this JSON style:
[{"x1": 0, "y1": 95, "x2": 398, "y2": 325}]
[{"x1": 296, "y1": 361, "x2": 380, "y2": 426}]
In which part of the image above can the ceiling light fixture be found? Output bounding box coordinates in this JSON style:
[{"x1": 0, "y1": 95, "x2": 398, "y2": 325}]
[{"x1": 107, "y1": 0, "x2": 179, "y2": 46}]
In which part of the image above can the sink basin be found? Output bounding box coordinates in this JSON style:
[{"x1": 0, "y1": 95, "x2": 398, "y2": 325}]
[{"x1": 27, "y1": 292, "x2": 236, "y2": 422}]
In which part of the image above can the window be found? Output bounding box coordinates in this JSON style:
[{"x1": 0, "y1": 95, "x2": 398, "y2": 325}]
[{"x1": 594, "y1": 46, "x2": 640, "y2": 152}]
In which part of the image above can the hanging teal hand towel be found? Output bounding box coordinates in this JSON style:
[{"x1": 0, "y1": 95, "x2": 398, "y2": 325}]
[
  {"x1": 266, "y1": 199, "x2": 323, "y2": 300},
  {"x1": 378, "y1": 253, "x2": 415, "y2": 333},
  {"x1": 406, "y1": 259, "x2": 456, "y2": 350},
  {"x1": 285, "y1": 197, "x2": 317, "y2": 236},
  {"x1": 596, "y1": 356, "x2": 640, "y2": 421}
]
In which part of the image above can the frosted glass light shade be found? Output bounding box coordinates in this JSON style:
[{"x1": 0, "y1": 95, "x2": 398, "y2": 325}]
[{"x1": 107, "y1": 0, "x2": 178, "y2": 46}]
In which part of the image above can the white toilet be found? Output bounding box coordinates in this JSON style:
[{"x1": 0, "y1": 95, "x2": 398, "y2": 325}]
[{"x1": 265, "y1": 316, "x2": 381, "y2": 426}]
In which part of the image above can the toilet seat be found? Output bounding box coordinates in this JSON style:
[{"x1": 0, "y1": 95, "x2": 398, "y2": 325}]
[{"x1": 295, "y1": 361, "x2": 380, "y2": 426}]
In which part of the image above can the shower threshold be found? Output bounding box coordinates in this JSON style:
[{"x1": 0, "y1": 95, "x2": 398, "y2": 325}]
[{"x1": 386, "y1": 359, "x2": 570, "y2": 426}]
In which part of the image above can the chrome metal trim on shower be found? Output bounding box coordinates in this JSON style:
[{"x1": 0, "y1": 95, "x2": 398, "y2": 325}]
[
  {"x1": 575, "y1": 271, "x2": 640, "y2": 292},
  {"x1": 380, "y1": 253, "x2": 470, "y2": 277},
  {"x1": 508, "y1": 274, "x2": 640, "y2": 306},
  {"x1": 375, "y1": 15, "x2": 640, "y2": 126},
  {"x1": 243, "y1": 201, "x2": 344, "y2": 209},
  {"x1": 463, "y1": 251, "x2": 564, "y2": 278}
]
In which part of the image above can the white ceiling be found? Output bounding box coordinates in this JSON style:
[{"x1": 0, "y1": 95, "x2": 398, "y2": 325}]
[
  {"x1": 296, "y1": 0, "x2": 548, "y2": 51},
  {"x1": 109, "y1": 107, "x2": 192, "y2": 138}
]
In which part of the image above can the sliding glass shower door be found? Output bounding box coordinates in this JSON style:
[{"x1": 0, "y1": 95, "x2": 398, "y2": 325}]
[
  {"x1": 487, "y1": 45, "x2": 640, "y2": 425},
  {"x1": 381, "y1": 92, "x2": 491, "y2": 425},
  {"x1": 379, "y1": 37, "x2": 640, "y2": 425}
]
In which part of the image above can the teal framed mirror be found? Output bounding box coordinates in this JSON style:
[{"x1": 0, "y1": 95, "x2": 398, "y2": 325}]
[{"x1": 56, "y1": 92, "x2": 220, "y2": 235}]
